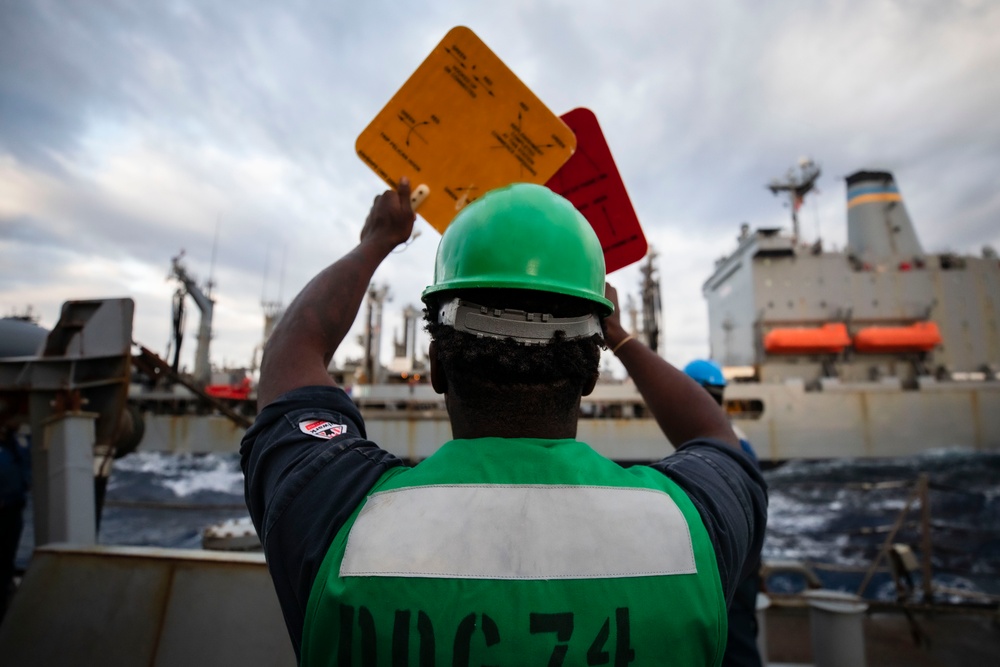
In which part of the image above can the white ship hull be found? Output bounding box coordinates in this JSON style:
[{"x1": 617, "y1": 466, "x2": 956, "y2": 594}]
[
  {"x1": 727, "y1": 380, "x2": 1000, "y2": 460},
  {"x1": 136, "y1": 379, "x2": 1000, "y2": 462}
]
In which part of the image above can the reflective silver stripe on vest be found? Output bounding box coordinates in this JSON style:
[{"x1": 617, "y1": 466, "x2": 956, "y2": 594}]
[{"x1": 340, "y1": 484, "x2": 697, "y2": 579}]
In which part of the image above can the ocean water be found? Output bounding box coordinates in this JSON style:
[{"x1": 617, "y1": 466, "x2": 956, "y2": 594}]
[
  {"x1": 15, "y1": 448, "x2": 1000, "y2": 603},
  {"x1": 761, "y1": 448, "x2": 1000, "y2": 602}
]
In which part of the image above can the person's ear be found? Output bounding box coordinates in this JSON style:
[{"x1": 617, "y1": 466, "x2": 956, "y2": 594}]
[
  {"x1": 582, "y1": 370, "x2": 599, "y2": 397},
  {"x1": 429, "y1": 341, "x2": 447, "y2": 394}
]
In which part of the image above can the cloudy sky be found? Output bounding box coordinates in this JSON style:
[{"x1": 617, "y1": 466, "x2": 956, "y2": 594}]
[{"x1": 2, "y1": 0, "x2": 998, "y2": 379}]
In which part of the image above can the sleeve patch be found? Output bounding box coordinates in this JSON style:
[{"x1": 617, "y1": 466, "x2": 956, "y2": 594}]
[{"x1": 298, "y1": 419, "x2": 348, "y2": 439}]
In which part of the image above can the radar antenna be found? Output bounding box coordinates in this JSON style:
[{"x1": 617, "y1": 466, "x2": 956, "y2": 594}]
[{"x1": 768, "y1": 158, "x2": 821, "y2": 243}]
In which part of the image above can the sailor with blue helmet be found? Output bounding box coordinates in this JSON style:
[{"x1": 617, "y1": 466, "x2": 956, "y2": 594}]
[{"x1": 685, "y1": 358, "x2": 764, "y2": 666}]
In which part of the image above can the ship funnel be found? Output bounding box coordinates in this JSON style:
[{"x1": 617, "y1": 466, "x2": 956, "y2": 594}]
[{"x1": 846, "y1": 170, "x2": 924, "y2": 264}]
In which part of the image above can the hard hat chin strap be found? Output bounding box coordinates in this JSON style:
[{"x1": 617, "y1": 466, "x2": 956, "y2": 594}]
[{"x1": 437, "y1": 298, "x2": 602, "y2": 345}]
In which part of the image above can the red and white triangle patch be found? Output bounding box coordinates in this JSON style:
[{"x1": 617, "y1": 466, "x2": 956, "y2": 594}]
[{"x1": 298, "y1": 419, "x2": 347, "y2": 440}]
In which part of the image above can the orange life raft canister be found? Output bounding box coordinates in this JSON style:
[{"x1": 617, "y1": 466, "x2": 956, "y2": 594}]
[
  {"x1": 853, "y1": 322, "x2": 942, "y2": 353},
  {"x1": 764, "y1": 323, "x2": 851, "y2": 354}
]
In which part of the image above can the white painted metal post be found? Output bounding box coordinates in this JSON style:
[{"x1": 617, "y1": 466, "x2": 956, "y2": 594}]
[
  {"x1": 755, "y1": 592, "x2": 771, "y2": 663},
  {"x1": 41, "y1": 412, "x2": 98, "y2": 546}
]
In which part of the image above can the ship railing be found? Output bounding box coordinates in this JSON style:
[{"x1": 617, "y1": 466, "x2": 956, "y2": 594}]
[{"x1": 762, "y1": 472, "x2": 1000, "y2": 614}]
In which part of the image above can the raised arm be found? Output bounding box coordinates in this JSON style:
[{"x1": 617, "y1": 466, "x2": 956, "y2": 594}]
[
  {"x1": 256, "y1": 178, "x2": 416, "y2": 410},
  {"x1": 602, "y1": 283, "x2": 737, "y2": 448}
]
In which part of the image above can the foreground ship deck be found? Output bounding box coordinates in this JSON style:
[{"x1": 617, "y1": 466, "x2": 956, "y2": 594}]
[{"x1": 2, "y1": 544, "x2": 997, "y2": 666}]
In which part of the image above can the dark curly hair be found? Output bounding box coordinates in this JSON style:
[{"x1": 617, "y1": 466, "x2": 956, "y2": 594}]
[{"x1": 424, "y1": 289, "x2": 604, "y2": 419}]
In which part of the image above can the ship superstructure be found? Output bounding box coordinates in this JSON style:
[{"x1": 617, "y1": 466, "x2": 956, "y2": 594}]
[{"x1": 703, "y1": 165, "x2": 1000, "y2": 457}]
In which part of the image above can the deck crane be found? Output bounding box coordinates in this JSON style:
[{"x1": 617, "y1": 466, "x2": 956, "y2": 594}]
[{"x1": 169, "y1": 252, "x2": 215, "y2": 387}]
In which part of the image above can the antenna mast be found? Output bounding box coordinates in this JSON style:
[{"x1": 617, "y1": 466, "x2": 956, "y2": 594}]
[
  {"x1": 207, "y1": 216, "x2": 221, "y2": 298},
  {"x1": 768, "y1": 158, "x2": 821, "y2": 243}
]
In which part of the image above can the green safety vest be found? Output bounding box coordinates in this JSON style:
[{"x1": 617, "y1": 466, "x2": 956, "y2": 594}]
[{"x1": 301, "y1": 438, "x2": 726, "y2": 666}]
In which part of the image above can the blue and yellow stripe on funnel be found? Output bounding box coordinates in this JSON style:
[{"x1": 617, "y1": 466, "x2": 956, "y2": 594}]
[{"x1": 847, "y1": 183, "x2": 902, "y2": 208}]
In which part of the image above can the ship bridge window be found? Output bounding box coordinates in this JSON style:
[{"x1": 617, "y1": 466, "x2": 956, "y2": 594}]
[
  {"x1": 939, "y1": 253, "x2": 966, "y2": 270},
  {"x1": 725, "y1": 399, "x2": 764, "y2": 420},
  {"x1": 755, "y1": 248, "x2": 795, "y2": 258}
]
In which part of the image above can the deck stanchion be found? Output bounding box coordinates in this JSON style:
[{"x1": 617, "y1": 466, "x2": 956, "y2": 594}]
[{"x1": 918, "y1": 473, "x2": 934, "y2": 602}]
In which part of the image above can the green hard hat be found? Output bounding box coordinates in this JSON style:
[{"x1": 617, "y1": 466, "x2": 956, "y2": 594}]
[{"x1": 421, "y1": 183, "x2": 613, "y2": 315}]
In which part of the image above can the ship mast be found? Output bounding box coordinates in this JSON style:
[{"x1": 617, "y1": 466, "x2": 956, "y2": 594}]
[
  {"x1": 639, "y1": 249, "x2": 662, "y2": 354},
  {"x1": 393, "y1": 305, "x2": 420, "y2": 369},
  {"x1": 768, "y1": 158, "x2": 821, "y2": 243},
  {"x1": 362, "y1": 284, "x2": 390, "y2": 384}
]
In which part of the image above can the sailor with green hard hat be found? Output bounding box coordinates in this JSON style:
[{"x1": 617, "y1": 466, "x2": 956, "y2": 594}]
[{"x1": 242, "y1": 178, "x2": 767, "y2": 665}]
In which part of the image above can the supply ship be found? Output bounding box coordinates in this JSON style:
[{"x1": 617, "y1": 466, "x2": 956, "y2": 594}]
[
  {"x1": 143, "y1": 165, "x2": 998, "y2": 462},
  {"x1": 118, "y1": 163, "x2": 1000, "y2": 462},
  {"x1": 707, "y1": 162, "x2": 1000, "y2": 460}
]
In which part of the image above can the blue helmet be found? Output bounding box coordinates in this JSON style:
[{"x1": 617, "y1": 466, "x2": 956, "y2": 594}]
[{"x1": 683, "y1": 359, "x2": 726, "y2": 388}]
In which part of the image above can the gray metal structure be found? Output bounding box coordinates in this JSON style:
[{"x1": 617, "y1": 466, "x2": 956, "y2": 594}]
[
  {"x1": 0, "y1": 298, "x2": 135, "y2": 544},
  {"x1": 0, "y1": 317, "x2": 48, "y2": 358}
]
